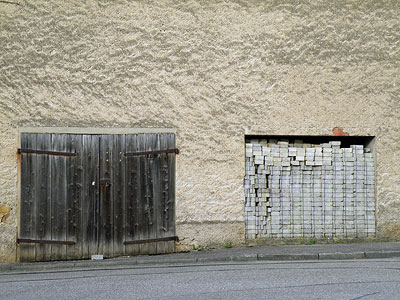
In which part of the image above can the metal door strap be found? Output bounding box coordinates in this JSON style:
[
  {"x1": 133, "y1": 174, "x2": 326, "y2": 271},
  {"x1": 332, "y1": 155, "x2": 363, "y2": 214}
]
[
  {"x1": 17, "y1": 238, "x2": 76, "y2": 245},
  {"x1": 17, "y1": 149, "x2": 77, "y2": 157},
  {"x1": 124, "y1": 149, "x2": 179, "y2": 156},
  {"x1": 124, "y1": 236, "x2": 179, "y2": 245}
]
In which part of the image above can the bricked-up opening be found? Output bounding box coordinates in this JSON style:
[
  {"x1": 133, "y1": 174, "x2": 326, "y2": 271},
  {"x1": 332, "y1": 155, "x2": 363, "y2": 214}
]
[{"x1": 244, "y1": 136, "x2": 376, "y2": 239}]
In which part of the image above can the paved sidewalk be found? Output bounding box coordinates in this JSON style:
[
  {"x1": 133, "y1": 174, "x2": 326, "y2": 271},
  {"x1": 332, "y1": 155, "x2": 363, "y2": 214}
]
[{"x1": 1, "y1": 242, "x2": 399, "y2": 272}]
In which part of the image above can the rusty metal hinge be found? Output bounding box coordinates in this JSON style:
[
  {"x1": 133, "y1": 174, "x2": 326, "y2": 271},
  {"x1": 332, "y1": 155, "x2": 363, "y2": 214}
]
[
  {"x1": 17, "y1": 148, "x2": 77, "y2": 157},
  {"x1": 123, "y1": 236, "x2": 179, "y2": 245},
  {"x1": 17, "y1": 238, "x2": 76, "y2": 245},
  {"x1": 124, "y1": 149, "x2": 179, "y2": 157}
]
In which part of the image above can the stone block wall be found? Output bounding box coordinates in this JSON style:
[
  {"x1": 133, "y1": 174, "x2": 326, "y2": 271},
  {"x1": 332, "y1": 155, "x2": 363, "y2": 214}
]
[{"x1": 245, "y1": 139, "x2": 375, "y2": 239}]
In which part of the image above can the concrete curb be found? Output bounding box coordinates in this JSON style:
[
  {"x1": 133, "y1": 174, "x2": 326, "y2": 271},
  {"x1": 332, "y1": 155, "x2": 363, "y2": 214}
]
[
  {"x1": 1, "y1": 250, "x2": 400, "y2": 272},
  {"x1": 318, "y1": 252, "x2": 365, "y2": 260},
  {"x1": 258, "y1": 253, "x2": 319, "y2": 261},
  {"x1": 365, "y1": 250, "x2": 400, "y2": 259}
]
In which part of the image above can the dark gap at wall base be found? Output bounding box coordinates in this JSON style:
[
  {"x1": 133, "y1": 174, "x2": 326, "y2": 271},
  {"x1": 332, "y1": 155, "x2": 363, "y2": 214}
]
[{"x1": 245, "y1": 135, "x2": 375, "y2": 149}]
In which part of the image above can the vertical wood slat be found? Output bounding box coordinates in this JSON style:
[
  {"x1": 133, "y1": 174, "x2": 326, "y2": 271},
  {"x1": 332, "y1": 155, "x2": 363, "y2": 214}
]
[
  {"x1": 112, "y1": 134, "x2": 125, "y2": 257},
  {"x1": 66, "y1": 134, "x2": 83, "y2": 259},
  {"x1": 51, "y1": 134, "x2": 68, "y2": 260},
  {"x1": 138, "y1": 134, "x2": 150, "y2": 255},
  {"x1": 94, "y1": 136, "x2": 101, "y2": 256},
  {"x1": 99, "y1": 135, "x2": 113, "y2": 257},
  {"x1": 35, "y1": 134, "x2": 52, "y2": 261},
  {"x1": 125, "y1": 135, "x2": 140, "y2": 255},
  {"x1": 167, "y1": 133, "x2": 176, "y2": 253},
  {"x1": 153, "y1": 134, "x2": 165, "y2": 254},
  {"x1": 81, "y1": 135, "x2": 89, "y2": 259},
  {"x1": 20, "y1": 133, "x2": 37, "y2": 262},
  {"x1": 83, "y1": 135, "x2": 100, "y2": 257},
  {"x1": 157, "y1": 134, "x2": 169, "y2": 254},
  {"x1": 146, "y1": 134, "x2": 157, "y2": 255}
]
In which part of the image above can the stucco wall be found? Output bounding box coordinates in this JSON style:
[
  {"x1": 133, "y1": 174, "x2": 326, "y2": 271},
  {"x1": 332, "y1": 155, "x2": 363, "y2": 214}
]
[{"x1": 1, "y1": 0, "x2": 399, "y2": 261}]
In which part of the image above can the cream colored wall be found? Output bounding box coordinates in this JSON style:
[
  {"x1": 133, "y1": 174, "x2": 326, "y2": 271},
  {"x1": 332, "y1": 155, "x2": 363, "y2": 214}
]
[{"x1": 1, "y1": 0, "x2": 399, "y2": 261}]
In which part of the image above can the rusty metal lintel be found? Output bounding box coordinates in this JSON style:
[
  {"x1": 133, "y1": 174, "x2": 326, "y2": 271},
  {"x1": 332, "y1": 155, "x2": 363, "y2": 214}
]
[
  {"x1": 17, "y1": 238, "x2": 76, "y2": 245},
  {"x1": 123, "y1": 236, "x2": 179, "y2": 245},
  {"x1": 17, "y1": 148, "x2": 77, "y2": 157},
  {"x1": 124, "y1": 149, "x2": 179, "y2": 157}
]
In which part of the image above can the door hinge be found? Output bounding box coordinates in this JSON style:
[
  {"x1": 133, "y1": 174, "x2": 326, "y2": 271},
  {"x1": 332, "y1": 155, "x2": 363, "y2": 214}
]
[
  {"x1": 17, "y1": 148, "x2": 77, "y2": 157},
  {"x1": 17, "y1": 238, "x2": 76, "y2": 245},
  {"x1": 124, "y1": 149, "x2": 179, "y2": 157},
  {"x1": 123, "y1": 236, "x2": 179, "y2": 245}
]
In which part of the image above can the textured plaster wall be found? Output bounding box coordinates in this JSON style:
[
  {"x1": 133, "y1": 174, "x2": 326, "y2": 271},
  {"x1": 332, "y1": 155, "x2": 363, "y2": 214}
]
[{"x1": 0, "y1": 0, "x2": 399, "y2": 261}]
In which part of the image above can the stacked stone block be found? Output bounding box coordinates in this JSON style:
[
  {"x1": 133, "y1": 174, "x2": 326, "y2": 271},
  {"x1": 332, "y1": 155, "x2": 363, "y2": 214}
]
[{"x1": 245, "y1": 139, "x2": 375, "y2": 239}]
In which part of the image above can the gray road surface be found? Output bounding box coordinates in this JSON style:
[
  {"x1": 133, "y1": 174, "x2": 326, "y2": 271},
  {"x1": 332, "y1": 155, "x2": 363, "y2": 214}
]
[{"x1": 1, "y1": 258, "x2": 400, "y2": 300}]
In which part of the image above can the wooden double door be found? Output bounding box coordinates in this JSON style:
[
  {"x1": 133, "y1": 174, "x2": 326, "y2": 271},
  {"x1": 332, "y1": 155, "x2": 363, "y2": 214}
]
[{"x1": 18, "y1": 133, "x2": 177, "y2": 262}]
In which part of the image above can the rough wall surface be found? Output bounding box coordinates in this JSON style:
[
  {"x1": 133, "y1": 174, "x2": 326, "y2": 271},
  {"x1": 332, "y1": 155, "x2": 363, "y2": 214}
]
[{"x1": 0, "y1": 0, "x2": 399, "y2": 261}]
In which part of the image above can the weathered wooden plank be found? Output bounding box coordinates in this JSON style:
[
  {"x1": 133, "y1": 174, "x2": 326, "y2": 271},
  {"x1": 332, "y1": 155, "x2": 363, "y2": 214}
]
[
  {"x1": 137, "y1": 134, "x2": 150, "y2": 255},
  {"x1": 99, "y1": 135, "x2": 113, "y2": 257},
  {"x1": 50, "y1": 134, "x2": 68, "y2": 260},
  {"x1": 112, "y1": 134, "x2": 125, "y2": 257},
  {"x1": 35, "y1": 133, "x2": 52, "y2": 261},
  {"x1": 81, "y1": 135, "x2": 89, "y2": 259},
  {"x1": 146, "y1": 134, "x2": 157, "y2": 255},
  {"x1": 157, "y1": 134, "x2": 170, "y2": 254},
  {"x1": 152, "y1": 134, "x2": 164, "y2": 254},
  {"x1": 166, "y1": 133, "x2": 176, "y2": 253},
  {"x1": 66, "y1": 134, "x2": 83, "y2": 260},
  {"x1": 83, "y1": 135, "x2": 100, "y2": 257},
  {"x1": 19, "y1": 133, "x2": 37, "y2": 262},
  {"x1": 124, "y1": 134, "x2": 140, "y2": 255}
]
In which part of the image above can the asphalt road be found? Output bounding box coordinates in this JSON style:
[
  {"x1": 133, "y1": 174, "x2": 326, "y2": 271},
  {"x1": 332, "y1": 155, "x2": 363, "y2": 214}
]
[{"x1": 1, "y1": 259, "x2": 400, "y2": 300}]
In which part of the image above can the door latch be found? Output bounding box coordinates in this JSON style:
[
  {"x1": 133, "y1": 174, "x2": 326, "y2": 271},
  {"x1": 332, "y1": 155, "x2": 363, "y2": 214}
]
[{"x1": 99, "y1": 179, "x2": 112, "y2": 187}]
